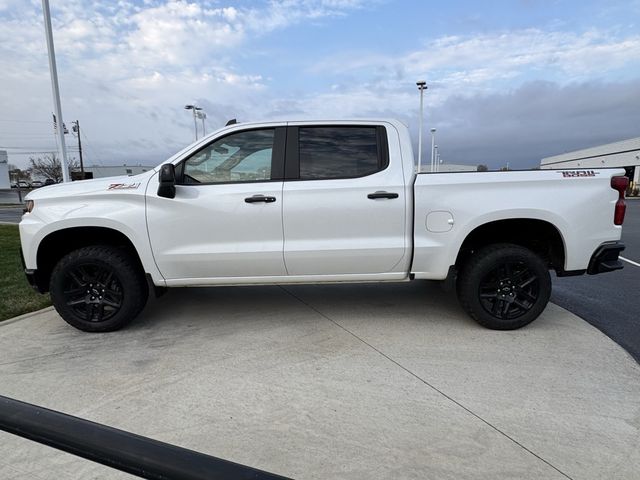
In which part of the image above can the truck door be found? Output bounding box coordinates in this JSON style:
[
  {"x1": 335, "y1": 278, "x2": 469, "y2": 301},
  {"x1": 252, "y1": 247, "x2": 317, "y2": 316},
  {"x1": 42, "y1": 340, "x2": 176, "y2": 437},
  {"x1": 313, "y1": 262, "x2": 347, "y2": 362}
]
[
  {"x1": 282, "y1": 124, "x2": 407, "y2": 276},
  {"x1": 146, "y1": 127, "x2": 287, "y2": 281}
]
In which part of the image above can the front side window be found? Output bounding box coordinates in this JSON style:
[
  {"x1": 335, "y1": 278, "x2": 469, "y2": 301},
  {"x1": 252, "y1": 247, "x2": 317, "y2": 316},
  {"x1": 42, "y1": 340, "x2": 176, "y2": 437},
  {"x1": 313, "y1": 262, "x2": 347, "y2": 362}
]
[
  {"x1": 298, "y1": 126, "x2": 382, "y2": 180},
  {"x1": 182, "y1": 129, "x2": 274, "y2": 184}
]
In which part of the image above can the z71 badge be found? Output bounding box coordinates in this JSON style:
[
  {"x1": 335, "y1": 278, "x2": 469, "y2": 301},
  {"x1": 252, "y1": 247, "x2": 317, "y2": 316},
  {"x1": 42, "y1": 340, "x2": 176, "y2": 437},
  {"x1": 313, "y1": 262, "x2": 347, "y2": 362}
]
[
  {"x1": 108, "y1": 182, "x2": 141, "y2": 190},
  {"x1": 559, "y1": 170, "x2": 599, "y2": 178}
]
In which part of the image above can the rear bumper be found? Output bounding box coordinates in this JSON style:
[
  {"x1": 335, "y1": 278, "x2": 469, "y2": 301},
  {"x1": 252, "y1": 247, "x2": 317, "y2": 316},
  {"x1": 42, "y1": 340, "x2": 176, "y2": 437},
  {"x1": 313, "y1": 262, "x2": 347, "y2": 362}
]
[{"x1": 587, "y1": 242, "x2": 625, "y2": 275}]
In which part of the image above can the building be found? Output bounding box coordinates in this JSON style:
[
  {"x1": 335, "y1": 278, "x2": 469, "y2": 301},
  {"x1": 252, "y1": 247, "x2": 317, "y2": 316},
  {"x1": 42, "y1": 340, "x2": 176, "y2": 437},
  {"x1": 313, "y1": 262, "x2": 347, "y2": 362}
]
[
  {"x1": 0, "y1": 150, "x2": 9, "y2": 189},
  {"x1": 540, "y1": 137, "x2": 640, "y2": 193},
  {"x1": 82, "y1": 165, "x2": 155, "y2": 179},
  {"x1": 437, "y1": 163, "x2": 478, "y2": 173}
]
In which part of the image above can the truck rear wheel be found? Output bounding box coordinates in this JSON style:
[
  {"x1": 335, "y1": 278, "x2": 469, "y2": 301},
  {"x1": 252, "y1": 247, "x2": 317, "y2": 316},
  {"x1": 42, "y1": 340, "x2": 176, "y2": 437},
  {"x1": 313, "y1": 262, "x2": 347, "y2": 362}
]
[
  {"x1": 50, "y1": 246, "x2": 148, "y2": 332},
  {"x1": 457, "y1": 244, "x2": 551, "y2": 330}
]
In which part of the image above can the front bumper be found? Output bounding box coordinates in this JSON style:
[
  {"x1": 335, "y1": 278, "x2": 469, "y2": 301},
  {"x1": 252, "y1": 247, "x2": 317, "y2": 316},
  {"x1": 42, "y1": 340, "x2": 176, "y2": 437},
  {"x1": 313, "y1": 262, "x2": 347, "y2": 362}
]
[
  {"x1": 20, "y1": 247, "x2": 45, "y2": 293},
  {"x1": 587, "y1": 242, "x2": 625, "y2": 275}
]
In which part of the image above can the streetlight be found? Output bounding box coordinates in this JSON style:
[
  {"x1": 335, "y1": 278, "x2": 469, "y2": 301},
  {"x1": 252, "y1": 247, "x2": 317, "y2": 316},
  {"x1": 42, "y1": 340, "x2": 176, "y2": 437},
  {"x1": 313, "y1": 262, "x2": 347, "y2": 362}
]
[
  {"x1": 42, "y1": 0, "x2": 70, "y2": 182},
  {"x1": 196, "y1": 110, "x2": 207, "y2": 136},
  {"x1": 184, "y1": 104, "x2": 202, "y2": 141},
  {"x1": 416, "y1": 81, "x2": 427, "y2": 173},
  {"x1": 433, "y1": 145, "x2": 438, "y2": 173},
  {"x1": 430, "y1": 128, "x2": 436, "y2": 173}
]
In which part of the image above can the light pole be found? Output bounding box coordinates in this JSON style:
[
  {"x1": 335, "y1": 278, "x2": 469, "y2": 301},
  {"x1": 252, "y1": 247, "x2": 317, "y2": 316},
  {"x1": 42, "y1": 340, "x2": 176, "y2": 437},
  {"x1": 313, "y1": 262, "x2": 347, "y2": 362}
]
[
  {"x1": 196, "y1": 110, "x2": 207, "y2": 136},
  {"x1": 41, "y1": 0, "x2": 70, "y2": 182},
  {"x1": 184, "y1": 104, "x2": 202, "y2": 141},
  {"x1": 416, "y1": 81, "x2": 427, "y2": 173},
  {"x1": 430, "y1": 128, "x2": 436, "y2": 173},
  {"x1": 433, "y1": 145, "x2": 438, "y2": 173}
]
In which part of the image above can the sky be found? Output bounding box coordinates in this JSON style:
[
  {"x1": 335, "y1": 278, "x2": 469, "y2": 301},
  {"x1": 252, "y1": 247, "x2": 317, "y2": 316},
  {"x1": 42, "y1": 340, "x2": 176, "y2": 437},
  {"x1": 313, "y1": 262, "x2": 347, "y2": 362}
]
[{"x1": 0, "y1": 0, "x2": 639, "y2": 170}]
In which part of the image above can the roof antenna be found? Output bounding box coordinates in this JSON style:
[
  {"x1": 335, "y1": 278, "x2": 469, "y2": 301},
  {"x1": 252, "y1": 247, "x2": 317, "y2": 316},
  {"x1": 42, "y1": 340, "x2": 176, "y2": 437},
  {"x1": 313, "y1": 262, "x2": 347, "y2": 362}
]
[{"x1": 225, "y1": 118, "x2": 237, "y2": 126}]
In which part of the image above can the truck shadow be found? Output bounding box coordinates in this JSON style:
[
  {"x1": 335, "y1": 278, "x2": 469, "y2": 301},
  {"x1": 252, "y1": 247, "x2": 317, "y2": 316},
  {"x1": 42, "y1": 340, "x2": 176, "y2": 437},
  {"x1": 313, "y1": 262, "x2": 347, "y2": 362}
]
[{"x1": 132, "y1": 280, "x2": 472, "y2": 334}]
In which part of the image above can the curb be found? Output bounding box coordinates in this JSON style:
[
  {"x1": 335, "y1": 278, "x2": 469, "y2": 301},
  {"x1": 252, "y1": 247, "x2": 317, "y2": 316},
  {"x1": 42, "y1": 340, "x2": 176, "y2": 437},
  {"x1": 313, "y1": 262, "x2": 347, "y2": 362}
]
[{"x1": 0, "y1": 306, "x2": 55, "y2": 327}]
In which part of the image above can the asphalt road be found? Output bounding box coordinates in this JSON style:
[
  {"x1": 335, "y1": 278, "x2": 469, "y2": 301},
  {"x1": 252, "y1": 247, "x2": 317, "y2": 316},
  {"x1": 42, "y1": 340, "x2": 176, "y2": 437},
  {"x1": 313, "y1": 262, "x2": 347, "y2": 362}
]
[
  {"x1": 552, "y1": 199, "x2": 640, "y2": 363},
  {"x1": 0, "y1": 206, "x2": 22, "y2": 224},
  {"x1": 0, "y1": 189, "x2": 24, "y2": 205}
]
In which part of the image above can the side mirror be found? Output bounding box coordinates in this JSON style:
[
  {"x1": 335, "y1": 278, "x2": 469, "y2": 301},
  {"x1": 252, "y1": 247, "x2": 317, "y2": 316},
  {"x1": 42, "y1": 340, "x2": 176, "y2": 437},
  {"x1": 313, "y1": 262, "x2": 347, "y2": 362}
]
[{"x1": 157, "y1": 164, "x2": 176, "y2": 199}]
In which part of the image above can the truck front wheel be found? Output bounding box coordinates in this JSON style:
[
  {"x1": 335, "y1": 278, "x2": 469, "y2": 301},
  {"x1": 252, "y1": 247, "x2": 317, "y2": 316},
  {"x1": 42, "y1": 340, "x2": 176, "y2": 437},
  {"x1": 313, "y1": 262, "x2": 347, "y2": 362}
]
[
  {"x1": 50, "y1": 246, "x2": 148, "y2": 332},
  {"x1": 457, "y1": 244, "x2": 551, "y2": 330}
]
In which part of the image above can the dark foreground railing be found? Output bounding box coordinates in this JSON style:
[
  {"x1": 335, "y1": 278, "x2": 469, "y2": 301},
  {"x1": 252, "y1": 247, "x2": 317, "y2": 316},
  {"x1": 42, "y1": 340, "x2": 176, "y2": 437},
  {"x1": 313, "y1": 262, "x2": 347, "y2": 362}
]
[{"x1": 0, "y1": 395, "x2": 291, "y2": 480}]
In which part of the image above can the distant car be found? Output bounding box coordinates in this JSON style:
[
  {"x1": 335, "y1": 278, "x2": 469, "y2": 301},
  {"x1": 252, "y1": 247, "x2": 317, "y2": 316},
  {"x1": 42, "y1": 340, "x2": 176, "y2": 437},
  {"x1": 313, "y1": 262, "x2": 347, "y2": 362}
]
[
  {"x1": 31, "y1": 180, "x2": 44, "y2": 188},
  {"x1": 10, "y1": 181, "x2": 18, "y2": 188},
  {"x1": 18, "y1": 181, "x2": 30, "y2": 189},
  {"x1": 44, "y1": 179, "x2": 56, "y2": 186}
]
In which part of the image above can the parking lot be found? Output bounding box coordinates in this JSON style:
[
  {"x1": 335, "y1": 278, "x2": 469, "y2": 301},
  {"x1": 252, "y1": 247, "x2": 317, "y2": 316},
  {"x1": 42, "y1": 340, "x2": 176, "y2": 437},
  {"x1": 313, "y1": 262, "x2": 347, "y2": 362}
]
[
  {"x1": 552, "y1": 199, "x2": 640, "y2": 361},
  {"x1": 1, "y1": 280, "x2": 640, "y2": 479}
]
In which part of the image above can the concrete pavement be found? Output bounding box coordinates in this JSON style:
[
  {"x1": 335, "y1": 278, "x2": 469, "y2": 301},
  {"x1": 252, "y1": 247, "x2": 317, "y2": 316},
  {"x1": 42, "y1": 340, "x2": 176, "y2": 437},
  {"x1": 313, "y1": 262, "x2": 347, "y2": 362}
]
[{"x1": 1, "y1": 282, "x2": 639, "y2": 479}]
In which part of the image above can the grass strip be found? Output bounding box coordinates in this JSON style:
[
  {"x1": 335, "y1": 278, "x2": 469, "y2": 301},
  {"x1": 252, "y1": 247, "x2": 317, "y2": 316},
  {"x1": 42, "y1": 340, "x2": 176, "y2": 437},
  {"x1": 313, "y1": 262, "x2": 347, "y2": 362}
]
[{"x1": 0, "y1": 225, "x2": 51, "y2": 321}]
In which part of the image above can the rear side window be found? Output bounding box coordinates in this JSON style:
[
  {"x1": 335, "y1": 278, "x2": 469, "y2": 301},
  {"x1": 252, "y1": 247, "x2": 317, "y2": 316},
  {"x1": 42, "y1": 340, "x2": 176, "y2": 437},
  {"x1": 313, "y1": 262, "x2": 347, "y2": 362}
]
[{"x1": 298, "y1": 126, "x2": 385, "y2": 180}]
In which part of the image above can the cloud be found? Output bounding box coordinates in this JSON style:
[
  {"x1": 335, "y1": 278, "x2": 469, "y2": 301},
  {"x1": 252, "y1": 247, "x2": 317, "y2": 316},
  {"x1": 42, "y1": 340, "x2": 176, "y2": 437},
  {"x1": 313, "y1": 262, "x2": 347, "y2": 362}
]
[
  {"x1": 0, "y1": 1, "x2": 639, "y2": 172},
  {"x1": 423, "y1": 79, "x2": 640, "y2": 169},
  {"x1": 309, "y1": 29, "x2": 640, "y2": 98}
]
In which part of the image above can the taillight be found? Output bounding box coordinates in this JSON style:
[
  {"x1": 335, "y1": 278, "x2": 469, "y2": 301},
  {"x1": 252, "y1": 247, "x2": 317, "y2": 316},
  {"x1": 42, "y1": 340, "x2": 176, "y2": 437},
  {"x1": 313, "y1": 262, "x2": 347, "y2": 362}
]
[{"x1": 611, "y1": 176, "x2": 629, "y2": 225}]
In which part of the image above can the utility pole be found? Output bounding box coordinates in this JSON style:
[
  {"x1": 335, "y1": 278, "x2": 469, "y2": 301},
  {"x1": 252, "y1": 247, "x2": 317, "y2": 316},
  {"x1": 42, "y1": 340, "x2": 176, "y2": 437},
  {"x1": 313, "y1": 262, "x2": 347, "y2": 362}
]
[
  {"x1": 416, "y1": 81, "x2": 427, "y2": 173},
  {"x1": 41, "y1": 0, "x2": 70, "y2": 183},
  {"x1": 72, "y1": 120, "x2": 84, "y2": 178}
]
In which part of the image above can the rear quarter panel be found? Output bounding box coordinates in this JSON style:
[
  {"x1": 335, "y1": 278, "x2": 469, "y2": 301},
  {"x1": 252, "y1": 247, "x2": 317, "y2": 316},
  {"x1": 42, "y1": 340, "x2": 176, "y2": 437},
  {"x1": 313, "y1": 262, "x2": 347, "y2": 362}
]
[{"x1": 411, "y1": 169, "x2": 624, "y2": 279}]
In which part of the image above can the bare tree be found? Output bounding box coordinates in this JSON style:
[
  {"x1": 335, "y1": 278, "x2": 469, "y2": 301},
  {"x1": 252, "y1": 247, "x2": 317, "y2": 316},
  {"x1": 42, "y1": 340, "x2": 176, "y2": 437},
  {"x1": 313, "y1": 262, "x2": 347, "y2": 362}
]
[
  {"x1": 476, "y1": 164, "x2": 489, "y2": 172},
  {"x1": 29, "y1": 154, "x2": 79, "y2": 183}
]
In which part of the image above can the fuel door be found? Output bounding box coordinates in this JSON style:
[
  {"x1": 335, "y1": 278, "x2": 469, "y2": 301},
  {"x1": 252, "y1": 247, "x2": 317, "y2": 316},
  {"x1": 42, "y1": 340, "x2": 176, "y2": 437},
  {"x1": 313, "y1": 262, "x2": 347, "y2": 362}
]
[{"x1": 426, "y1": 210, "x2": 454, "y2": 233}]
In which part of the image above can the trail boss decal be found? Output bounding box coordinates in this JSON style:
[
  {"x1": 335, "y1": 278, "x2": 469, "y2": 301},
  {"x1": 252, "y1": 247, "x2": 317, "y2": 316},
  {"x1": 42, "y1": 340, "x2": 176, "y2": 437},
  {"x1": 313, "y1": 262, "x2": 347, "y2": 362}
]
[
  {"x1": 559, "y1": 170, "x2": 599, "y2": 178},
  {"x1": 108, "y1": 182, "x2": 141, "y2": 190}
]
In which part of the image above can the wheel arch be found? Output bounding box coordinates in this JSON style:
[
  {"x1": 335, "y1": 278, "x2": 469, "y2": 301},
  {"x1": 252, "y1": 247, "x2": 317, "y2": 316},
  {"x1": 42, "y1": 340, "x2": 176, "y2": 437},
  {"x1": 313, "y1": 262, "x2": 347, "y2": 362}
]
[
  {"x1": 455, "y1": 218, "x2": 567, "y2": 274},
  {"x1": 34, "y1": 226, "x2": 146, "y2": 293}
]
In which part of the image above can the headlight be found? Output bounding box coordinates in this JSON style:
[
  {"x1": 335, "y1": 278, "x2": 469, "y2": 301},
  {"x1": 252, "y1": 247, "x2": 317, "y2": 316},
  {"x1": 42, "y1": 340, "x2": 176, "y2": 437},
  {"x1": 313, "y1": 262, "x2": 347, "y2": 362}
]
[{"x1": 24, "y1": 200, "x2": 34, "y2": 214}]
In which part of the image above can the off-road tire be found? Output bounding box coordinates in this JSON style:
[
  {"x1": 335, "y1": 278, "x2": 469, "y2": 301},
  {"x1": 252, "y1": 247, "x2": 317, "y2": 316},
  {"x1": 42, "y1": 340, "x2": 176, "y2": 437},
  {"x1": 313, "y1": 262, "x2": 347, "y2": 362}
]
[
  {"x1": 457, "y1": 243, "x2": 551, "y2": 330},
  {"x1": 50, "y1": 246, "x2": 148, "y2": 332}
]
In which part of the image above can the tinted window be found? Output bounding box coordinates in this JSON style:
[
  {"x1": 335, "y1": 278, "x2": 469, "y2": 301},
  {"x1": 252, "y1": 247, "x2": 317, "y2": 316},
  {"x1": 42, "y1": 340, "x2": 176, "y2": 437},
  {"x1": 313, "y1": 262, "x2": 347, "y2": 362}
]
[
  {"x1": 299, "y1": 127, "x2": 381, "y2": 180},
  {"x1": 182, "y1": 129, "x2": 274, "y2": 184}
]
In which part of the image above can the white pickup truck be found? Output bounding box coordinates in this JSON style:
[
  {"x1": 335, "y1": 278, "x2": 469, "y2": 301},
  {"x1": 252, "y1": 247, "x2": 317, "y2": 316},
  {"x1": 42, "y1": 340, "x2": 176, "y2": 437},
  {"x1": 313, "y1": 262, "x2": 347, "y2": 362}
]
[{"x1": 20, "y1": 119, "x2": 628, "y2": 332}]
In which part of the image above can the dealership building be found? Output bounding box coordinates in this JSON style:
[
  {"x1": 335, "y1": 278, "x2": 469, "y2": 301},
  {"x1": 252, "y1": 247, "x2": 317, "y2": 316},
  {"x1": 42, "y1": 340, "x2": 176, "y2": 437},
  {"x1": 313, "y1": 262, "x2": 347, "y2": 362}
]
[{"x1": 540, "y1": 136, "x2": 640, "y2": 191}]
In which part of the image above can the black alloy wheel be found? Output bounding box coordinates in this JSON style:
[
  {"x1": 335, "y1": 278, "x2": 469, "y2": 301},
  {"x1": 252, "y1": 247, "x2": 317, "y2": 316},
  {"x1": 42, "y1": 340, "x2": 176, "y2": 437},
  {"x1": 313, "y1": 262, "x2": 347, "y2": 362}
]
[
  {"x1": 50, "y1": 246, "x2": 148, "y2": 332},
  {"x1": 63, "y1": 263, "x2": 124, "y2": 323},
  {"x1": 478, "y1": 261, "x2": 539, "y2": 320},
  {"x1": 457, "y1": 243, "x2": 552, "y2": 330}
]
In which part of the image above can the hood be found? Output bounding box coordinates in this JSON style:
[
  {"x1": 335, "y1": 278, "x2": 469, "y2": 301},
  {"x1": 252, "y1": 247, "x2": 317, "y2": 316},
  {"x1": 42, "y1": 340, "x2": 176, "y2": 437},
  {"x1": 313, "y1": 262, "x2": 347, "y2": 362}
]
[{"x1": 25, "y1": 171, "x2": 156, "y2": 201}]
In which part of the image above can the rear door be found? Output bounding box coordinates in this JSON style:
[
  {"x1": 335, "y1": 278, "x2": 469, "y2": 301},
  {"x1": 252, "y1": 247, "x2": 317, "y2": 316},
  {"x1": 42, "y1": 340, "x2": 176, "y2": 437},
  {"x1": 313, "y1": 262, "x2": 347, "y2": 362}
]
[{"x1": 282, "y1": 123, "x2": 407, "y2": 276}]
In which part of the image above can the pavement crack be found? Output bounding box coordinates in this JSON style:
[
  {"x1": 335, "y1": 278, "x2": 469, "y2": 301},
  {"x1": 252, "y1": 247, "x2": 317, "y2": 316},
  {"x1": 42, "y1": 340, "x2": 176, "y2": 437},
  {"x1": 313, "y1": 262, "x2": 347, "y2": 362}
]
[{"x1": 279, "y1": 285, "x2": 574, "y2": 480}]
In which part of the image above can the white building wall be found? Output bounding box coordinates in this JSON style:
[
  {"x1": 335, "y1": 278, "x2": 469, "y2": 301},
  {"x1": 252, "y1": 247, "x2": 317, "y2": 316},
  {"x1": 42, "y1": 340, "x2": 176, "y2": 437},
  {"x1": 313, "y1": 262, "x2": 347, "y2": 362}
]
[
  {"x1": 540, "y1": 137, "x2": 640, "y2": 186},
  {"x1": 83, "y1": 165, "x2": 154, "y2": 178},
  {"x1": 0, "y1": 150, "x2": 10, "y2": 189}
]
